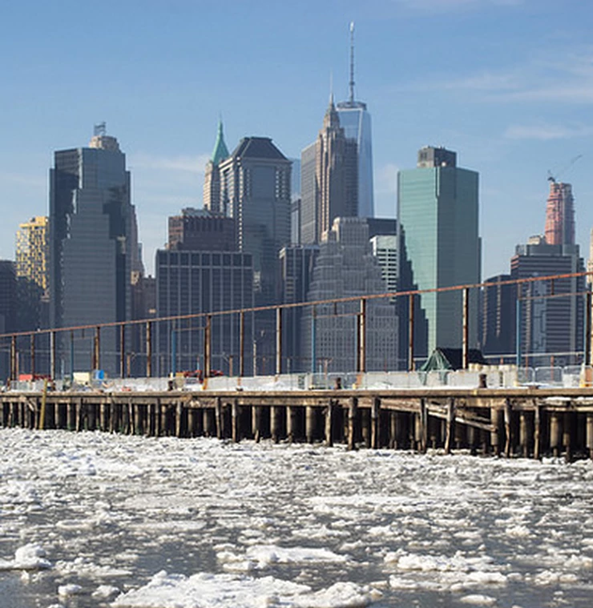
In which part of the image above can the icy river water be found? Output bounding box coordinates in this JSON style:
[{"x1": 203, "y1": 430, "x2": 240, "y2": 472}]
[{"x1": 0, "y1": 428, "x2": 592, "y2": 608}]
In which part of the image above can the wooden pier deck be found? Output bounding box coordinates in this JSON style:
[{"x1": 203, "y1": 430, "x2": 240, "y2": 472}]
[{"x1": 2, "y1": 387, "x2": 593, "y2": 460}]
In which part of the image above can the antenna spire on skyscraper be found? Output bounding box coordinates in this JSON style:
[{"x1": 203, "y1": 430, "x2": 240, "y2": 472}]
[{"x1": 349, "y1": 22, "x2": 355, "y2": 103}]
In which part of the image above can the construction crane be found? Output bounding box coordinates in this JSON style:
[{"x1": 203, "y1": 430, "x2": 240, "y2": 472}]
[{"x1": 547, "y1": 154, "x2": 583, "y2": 184}]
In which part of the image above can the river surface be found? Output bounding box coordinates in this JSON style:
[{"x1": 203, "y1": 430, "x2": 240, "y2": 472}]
[{"x1": 0, "y1": 428, "x2": 592, "y2": 608}]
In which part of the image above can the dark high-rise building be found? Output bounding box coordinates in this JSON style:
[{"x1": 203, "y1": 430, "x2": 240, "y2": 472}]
[
  {"x1": 49, "y1": 126, "x2": 141, "y2": 376},
  {"x1": 215, "y1": 136, "x2": 291, "y2": 306},
  {"x1": 156, "y1": 210, "x2": 253, "y2": 375},
  {"x1": 300, "y1": 98, "x2": 358, "y2": 245},
  {"x1": 0, "y1": 261, "x2": 16, "y2": 381},
  {"x1": 279, "y1": 244, "x2": 320, "y2": 371},
  {"x1": 168, "y1": 208, "x2": 236, "y2": 252},
  {"x1": 511, "y1": 236, "x2": 584, "y2": 366},
  {"x1": 481, "y1": 275, "x2": 516, "y2": 361}
]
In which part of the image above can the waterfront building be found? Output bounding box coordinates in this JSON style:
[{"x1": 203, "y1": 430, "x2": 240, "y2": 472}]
[
  {"x1": 511, "y1": 236, "x2": 584, "y2": 366},
  {"x1": 15, "y1": 216, "x2": 49, "y2": 331},
  {"x1": 156, "y1": 211, "x2": 253, "y2": 376},
  {"x1": 302, "y1": 217, "x2": 397, "y2": 373},
  {"x1": 214, "y1": 136, "x2": 291, "y2": 306},
  {"x1": 279, "y1": 244, "x2": 320, "y2": 371},
  {"x1": 300, "y1": 99, "x2": 358, "y2": 245},
  {"x1": 49, "y1": 126, "x2": 141, "y2": 376},
  {"x1": 336, "y1": 22, "x2": 374, "y2": 219},
  {"x1": 481, "y1": 274, "x2": 516, "y2": 362},
  {"x1": 370, "y1": 235, "x2": 397, "y2": 297},
  {"x1": 397, "y1": 146, "x2": 481, "y2": 360},
  {"x1": 0, "y1": 261, "x2": 16, "y2": 381}
]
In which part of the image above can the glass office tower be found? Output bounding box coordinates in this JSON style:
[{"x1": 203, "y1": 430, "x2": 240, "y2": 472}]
[
  {"x1": 336, "y1": 101, "x2": 374, "y2": 219},
  {"x1": 397, "y1": 147, "x2": 480, "y2": 359}
]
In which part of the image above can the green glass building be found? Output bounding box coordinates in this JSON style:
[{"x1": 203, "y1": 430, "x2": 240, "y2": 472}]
[{"x1": 397, "y1": 147, "x2": 481, "y2": 361}]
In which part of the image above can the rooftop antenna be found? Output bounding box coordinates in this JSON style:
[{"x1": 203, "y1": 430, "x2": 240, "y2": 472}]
[
  {"x1": 94, "y1": 122, "x2": 106, "y2": 137},
  {"x1": 349, "y1": 21, "x2": 355, "y2": 103}
]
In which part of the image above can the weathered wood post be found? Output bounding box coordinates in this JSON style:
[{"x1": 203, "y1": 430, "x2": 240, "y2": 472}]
[
  {"x1": 416, "y1": 399, "x2": 428, "y2": 453},
  {"x1": 586, "y1": 413, "x2": 593, "y2": 460},
  {"x1": 215, "y1": 397, "x2": 223, "y2": 439},
  {"x1": 504, "y1": 399, "x2": 513, "y2": 457},
  {"x1": 325, "y1": 400, "x2": 334, "y2": 447},
  {"x1": 549, "y1": 412, "x2": 561, "y2": 457},
  {"x1": 533, "y1": 404, "x2": 543, "y2": 460},
  {"x1": 444, "y1": 399, "x2": 456, "y2": 454},
  {"x1": 371, "y1": 398, "x2": 381, "y2": 449},
  {"x1": 347, "y1": 398, "x2": 358, "y2": 451},
  {"x1": 231, "y1": 400, "x2": 241, "y2": 443}
]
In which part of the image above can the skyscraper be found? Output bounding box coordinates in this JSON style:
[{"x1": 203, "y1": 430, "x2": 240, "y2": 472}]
[
  {"x1": 511, "y1": 236, "x2": 584, "y2": 366},
  {"x1": 216, "y1": 136, "x2": 292, "y2": 304},
  {"x1": 156, "y1": 210, "x2": 253, "y2": 376},
  {"x1": 544, "y1": 180, "x2": 575, "y2": 246},
  {"x1": 302, "y1": 217, "x2": 397, "y2": 373},
  {"x1": 203, "y1": 120, "x2": 230, "y2": 211},
  {"x1": 49, "y1": 126, "x2": 141, "y2": 376},
  {"x1": 15, "y1": 216, "x2": 49, "y2": 330},
  {"x1": 397, "y1": 146, "x2": 481, "y2": 359},
  {"x1": 336, "y1": 23, "x2": 374, "y2": 219},
  {"x1": 300, "y1": 98, "x2": 358, "y2": 245}
]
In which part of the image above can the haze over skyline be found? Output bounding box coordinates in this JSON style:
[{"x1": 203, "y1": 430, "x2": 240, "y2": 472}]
[{"x1": 2, "y1": 0, "x2": 593, "y2": 279}]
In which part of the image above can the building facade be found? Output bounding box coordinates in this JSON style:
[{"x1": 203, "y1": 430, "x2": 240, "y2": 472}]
[
  {"x1": 511, "y1": 236, "x2": 584, "y2": 366},
  {"x1": 49, "y1": 128, "x2": 141, "y2": 377},
  {"x1": 300, "y1": 99, "x2": 358, "y2": 245},
  {"x1": 279, "y1": 244, "x2": 320, "y2": 371},
  {"x1": 545, "y1": 181, "x2": 574, "y2": 246},
  {"x1": 155, "y1": 249, "x2": 253, "y2": 377},
  {"x1": 302, "y1": 217, "x2": 397, "y2": 373},
  {"x1": 15, "y1": 216, "x2": 49, "y2": 331},
  {"x1": 397, "y1": 147, "x2": 481, "y2": 361},
  {"x1": 203, "y1": 120, "x2": 230, "y2": 212},
  {"x1": 336, "y1": 22, "x2": 374, "y2": 218},
  {"x1": 168, "y1": 208, "x2": 236, "y2": 252},
  {"x1": 215, "y1": 136, "x2": 291, "y2": 306},
  {"x1": 481, "y1": 274, "x2": 516, "y2": 362}
]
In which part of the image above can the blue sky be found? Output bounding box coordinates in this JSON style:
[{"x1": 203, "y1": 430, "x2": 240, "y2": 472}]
[{"x1": 2, "y1": 0, "x2": 593, "y2": 278}]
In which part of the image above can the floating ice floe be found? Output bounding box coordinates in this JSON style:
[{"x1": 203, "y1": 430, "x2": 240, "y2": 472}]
[
  {"x1": 217, "y1": 543, "x2": 349, "y2": 572},
  {"x1": 0, "y1": 543, "x2": 52, "y2": 570},
  {"x1": 112, "y1": 570, "x2": 379, "y2": 608}
]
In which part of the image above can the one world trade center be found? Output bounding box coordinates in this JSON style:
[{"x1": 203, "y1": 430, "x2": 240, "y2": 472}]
[{"x1": 336, "y1": 22, "x2": 374, "y2": 219}]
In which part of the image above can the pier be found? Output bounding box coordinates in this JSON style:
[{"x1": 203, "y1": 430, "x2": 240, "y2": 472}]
[{"x1": 3, "y1": 384, "x2": 593, "y2": 461}]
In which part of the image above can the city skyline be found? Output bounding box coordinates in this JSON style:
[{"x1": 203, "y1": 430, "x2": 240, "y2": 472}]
[{"x1": 2, "y1": 1, "x2": 593, "y2": 281}]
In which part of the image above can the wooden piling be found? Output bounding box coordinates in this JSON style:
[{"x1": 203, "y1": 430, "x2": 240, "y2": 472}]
[
  {"x1": 306, "y1": 406, "x2": 316, "y2": 444},
  {"x1": 371, "y1": 398, "x2": 380, "y2": 449},
  {"x1": 325, "y1": 401, "x2": 334, "y2": 447},
  {"x1": 504, "y1": 400, "x2": 513, "y2": 457},
  {"x1": 347, "y1": 398, "x2": 358, "y2": 451}
]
